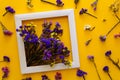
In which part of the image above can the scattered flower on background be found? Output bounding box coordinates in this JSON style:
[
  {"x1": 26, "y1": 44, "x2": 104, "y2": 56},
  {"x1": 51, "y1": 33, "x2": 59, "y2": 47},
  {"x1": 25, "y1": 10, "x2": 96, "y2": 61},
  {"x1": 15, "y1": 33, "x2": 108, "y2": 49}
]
[
  {"x1": 99, "y1": 15, "x2": 120, "y2": 42},
  {"x1": 41, "y1": 0, "x2": 64, "y2": 7},
  {"x1": 103, "y1": 66, "x2": 112, "y2": 80},
  {"x1": 84, "y1": 25, "x2": 95, "y2": 31},
  {"x1": 114, "y1": 33, "x2": 120, "y2": 38},
  {"x1": 105, "y1": 50, "x2": 120, "y2": 70},
  {"x1": 109, "y1": 0, "x2": 120, "y2": 13},
  {"x1": 87, "y1": 55, "x2": 101, "y2": 80},
  {"x1": 0, "y1": 21, "x2": 13, "y2": 36},
  {"x1": 27, "y1": 0, "x2": 33, "y2": 8},
  {"x1": 22, "y1": 77, "x2": 32, "y2": 80},
  {"x1": 91, "y1": 0, "x2": 98, "y2": 11},
  {"x1": 0, "y1": 56, "x2": 10, "y2": 62},
  {"x1": 3, "y1": 6, "x2": 15, "y2": 16},
  {"x1": 99, "y1": 35, "x2": 106, "y2": 42},
  {"x1": 85, "y1": 39, "x2": 92, "y2": 46},
  {"x1": 79, "y1": 8, "x2": 97, "y2": 19},
  {"x1": 74, "y1": 0, "x2": 79, "y2": 9},
  {"x1": 41, "y1": 75, "x2": 50, "y2": 80},
  {"x1": 77, "y1": 69, "x2": 87, "y2": 80},
  {"x1": 2, "y1": 67, "x2": 9, "y2": 79},
  {"x1": 16, "y1": 22, "x2": 70, "y2": 67},
  {"x1": 55, "y1": 72, "x2": 62, "y2": 80}
]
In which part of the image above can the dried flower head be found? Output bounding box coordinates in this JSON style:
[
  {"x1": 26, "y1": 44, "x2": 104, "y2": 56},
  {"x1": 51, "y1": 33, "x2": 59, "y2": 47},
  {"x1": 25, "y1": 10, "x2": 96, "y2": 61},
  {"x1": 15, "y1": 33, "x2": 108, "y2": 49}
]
[
  {"x1": 114, "y1": 33, "x2": 120, "y2": 38},
  {"x1": 41, "y1": 75, "x2": 50, "y2": 80},
  {"x1": 79, "y1": 8, "x2": 97, "y2": 19},
  {"x1": 55, "y1": 72, "x2": 62, "y2": 80},
  {"x1": 103, "y1": 66, "x2": 109, "y2": 72},
  {"x1": 3, "y1": 56, "x2": 10, "y2": 62},
  {"x1": 109, "y1": 0, "x2": 120, "y2": 13},
  {"x1": 91, "y1": 0, "x2": 98, "y2": 11},
  {"x1": 27, "y1": 0, "x2": 33, "y2": 8},
  {"x1": 74, "y1": 0, "x2": 79, "y2": 9},
  {"x1": 0, "y1": 21, "x2": 13, "y2": 36},
  {"x1": 105, "y1": 50, "x2": 120, "y2": 70},
  {"x1": 77, "y1": 69, "x2": 87, "y2": 77},
  {"x1": 41, "y1": 0, "x2": 64, "y2": 7},
  {"x1": 3, "y1": 6, "x2": 15, "y2": 16},
  {"x1": 2, "y1": 67, "x2": 9, "y2": 79},
  {"x1": 87, "y1": 55, "x2": 94, "y2": 61},
  {"x1": 105, "y1": 50, "x2": 111, "y2": 57},
  {"x1": 99, "y1": 35, "x2": 106, "y2": 42},
  {"x1": 103, "y1": 66, "x2": 112, "y2": 80}
]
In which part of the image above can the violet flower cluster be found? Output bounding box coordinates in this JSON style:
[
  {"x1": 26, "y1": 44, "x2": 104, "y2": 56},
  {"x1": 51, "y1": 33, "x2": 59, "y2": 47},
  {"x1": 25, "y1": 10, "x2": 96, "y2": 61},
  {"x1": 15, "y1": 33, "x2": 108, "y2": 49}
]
[{"x1": 16, "y1": 21, "x2": 70, "y2": 67}]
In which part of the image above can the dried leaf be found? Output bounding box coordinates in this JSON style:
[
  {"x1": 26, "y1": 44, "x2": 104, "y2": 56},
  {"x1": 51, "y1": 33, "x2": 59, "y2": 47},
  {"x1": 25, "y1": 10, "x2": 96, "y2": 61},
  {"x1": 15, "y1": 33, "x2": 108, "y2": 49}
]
[{"x1": 74, "y1": 0, "x2": 79, "y2": 8}]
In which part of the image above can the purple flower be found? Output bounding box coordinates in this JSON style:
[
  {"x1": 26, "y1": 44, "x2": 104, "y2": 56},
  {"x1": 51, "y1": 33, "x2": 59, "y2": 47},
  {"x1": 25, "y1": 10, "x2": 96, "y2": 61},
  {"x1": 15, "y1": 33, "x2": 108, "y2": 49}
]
[
  {"x1": 0, "y1": 21, "x2": 13, "y2": 36},
  {"x1": 103, "y1": 66, "x2": 112, "y2": 80},
  {"x1": 56, "y1": 0, "x2": 64, "y2": 6},
  {"x1": 105, "y1": 50, "x2": 111, "y2": 57},
  {"x1": 41, "y1": 0, "x2": 64, "y2": 7},
  {"x1": 56, "y1": 22, "x2": 61, "y2": 27},
  {"x1": 3, "y1": 56, "x2": 10, "y2": 62},
  {"x1": 3, "y1": 30, "x2": 13, "y2": 36},
  {"x1": 99, "y1": 35, "x2": 106, "y2": 41},
  {"x1": 2, "y1": 67, "x2": 9, "y2": 79},
  {"x1": 103, "y1": 66, "x2": 109, "y2": 72},
  {"x1": 91, "y1": 0, "x2": 98, "y2": 11},
  {"x1": 77, "y1": 69, "x2": 87, "y2": 77},
  {"x1": 3, "y1": 6, "x2": 15, "y2": 16},
  {"x1": 59, "y1": 55, "x2": 64, "y2": 60},
  {"x1": 87, "y1": 55, "x2": 94, "y2": 61},
  {"x1": 79, "y1": 8, "x2": 87, "y2": 14},
  {"x1": 55, "y1": 72, "x2": 62, "y2": 80},
  {"x1": 79, "y1": 8, "x2": 97, "y2": 19},
  {"x1": 41, "y1": 75, "x2": 49, "y2": 80}
]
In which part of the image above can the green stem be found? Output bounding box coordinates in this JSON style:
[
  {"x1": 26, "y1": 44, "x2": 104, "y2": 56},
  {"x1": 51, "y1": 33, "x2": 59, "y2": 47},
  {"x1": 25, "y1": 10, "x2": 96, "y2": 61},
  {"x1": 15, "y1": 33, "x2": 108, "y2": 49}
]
[
  {"x1": 108, "y1": 57, "x2": 120, "y2": 70},
  {"x1": 107, "y1": 72, "x2": 112, "y2": 80},
  {"x1": 85, "y1": 12, "x2": 97, "y2": 19},
  {"x1": 106, "y1": 21, "x2": 120, "y2": 36},
  {"x1": 93, "y1": 62, "x2": 101, "y2": 80}
]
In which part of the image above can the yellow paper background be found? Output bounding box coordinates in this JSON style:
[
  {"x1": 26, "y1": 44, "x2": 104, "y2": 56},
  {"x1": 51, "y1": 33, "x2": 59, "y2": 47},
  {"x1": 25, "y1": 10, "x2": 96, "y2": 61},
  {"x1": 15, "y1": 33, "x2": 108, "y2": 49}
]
[{"x1": 0, "y1": 0, "x2": 120, "y2": 80}]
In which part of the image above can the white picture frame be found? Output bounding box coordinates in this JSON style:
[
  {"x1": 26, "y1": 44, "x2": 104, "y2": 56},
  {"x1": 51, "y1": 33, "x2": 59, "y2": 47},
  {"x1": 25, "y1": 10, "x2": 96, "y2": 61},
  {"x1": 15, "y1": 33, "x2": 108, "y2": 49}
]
[{"x1": 15, "y1": 9, "x2": 80, "y2": 74}]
